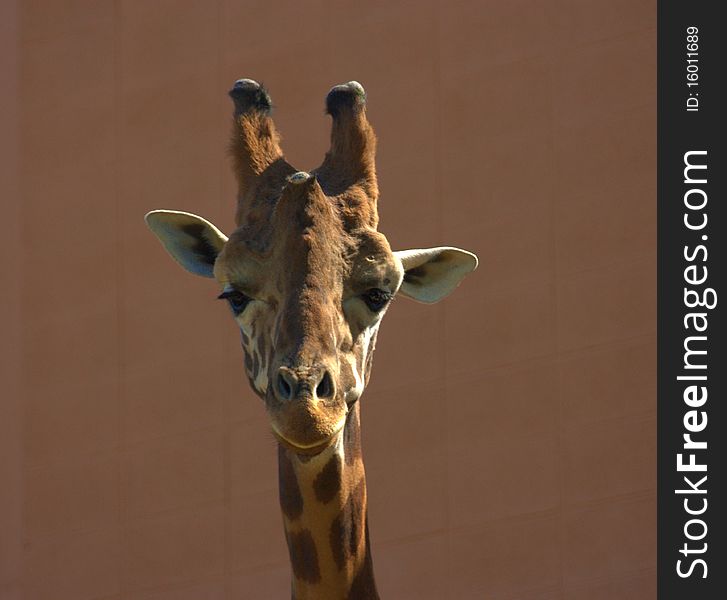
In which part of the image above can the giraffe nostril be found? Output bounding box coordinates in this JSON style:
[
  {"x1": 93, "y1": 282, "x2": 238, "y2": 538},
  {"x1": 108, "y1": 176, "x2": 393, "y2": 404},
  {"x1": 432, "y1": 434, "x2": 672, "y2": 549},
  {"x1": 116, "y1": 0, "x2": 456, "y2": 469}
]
[
  {"x1": 277, "y1": 372, "x2": 293, "y2": 401},
  {"x1": 316, "y1": 370, "x2": 334, "y2": 399}
]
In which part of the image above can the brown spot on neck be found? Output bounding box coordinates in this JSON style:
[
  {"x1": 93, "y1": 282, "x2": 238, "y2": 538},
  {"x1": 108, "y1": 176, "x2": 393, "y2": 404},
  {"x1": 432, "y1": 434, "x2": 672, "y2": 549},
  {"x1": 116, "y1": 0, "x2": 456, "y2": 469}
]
[
  {"x1": 287, "y1": 529, "x2": 321, "y2": 584},
  {"x1": 329, "y1": 478, "x2": 366, "y2": 571},
  {"x1": 313, "y1": 454, "x2": 342, "y2": 504},
  {"x1": 348, "y1": 522, "x2": 379, "y2": 600},
  {"x1": 278, "y1": 446, "x2": 304, "y2": 520}
]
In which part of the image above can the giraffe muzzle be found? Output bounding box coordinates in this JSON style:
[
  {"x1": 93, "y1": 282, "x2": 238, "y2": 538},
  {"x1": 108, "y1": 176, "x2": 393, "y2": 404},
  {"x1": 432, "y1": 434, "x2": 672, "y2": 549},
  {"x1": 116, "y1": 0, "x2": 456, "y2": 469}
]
[
  {"x1": 275, "y1": 365, "x2": 336, "y2": 403},
  {"x1": 268, "y1": 366, "x2": 347, "y2": 454}
]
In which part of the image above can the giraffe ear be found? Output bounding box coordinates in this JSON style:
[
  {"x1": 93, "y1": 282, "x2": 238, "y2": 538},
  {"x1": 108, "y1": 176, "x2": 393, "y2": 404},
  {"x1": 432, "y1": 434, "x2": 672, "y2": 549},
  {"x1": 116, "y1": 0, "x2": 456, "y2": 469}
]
[
  {"x1": 145, "y1": 210, "x2": 228, "y2": 278},
  {"x1": 394, "y1": 247, "x2": 478, "y2": 304}
]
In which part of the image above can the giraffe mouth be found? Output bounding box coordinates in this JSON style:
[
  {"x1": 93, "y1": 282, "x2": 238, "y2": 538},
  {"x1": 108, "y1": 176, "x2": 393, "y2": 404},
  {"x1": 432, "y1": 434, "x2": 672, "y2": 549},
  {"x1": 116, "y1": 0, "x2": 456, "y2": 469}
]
[{"x1": 270, "y1": 423, "x2": 344, "y2": 456}]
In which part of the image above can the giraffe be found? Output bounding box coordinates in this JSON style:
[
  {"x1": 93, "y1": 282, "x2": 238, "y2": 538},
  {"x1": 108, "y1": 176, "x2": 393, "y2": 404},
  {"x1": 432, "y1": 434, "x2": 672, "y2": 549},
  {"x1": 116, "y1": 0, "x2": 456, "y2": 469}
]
[{"x1": 145, "y1": 79, "x2": 477, "y2": 599}]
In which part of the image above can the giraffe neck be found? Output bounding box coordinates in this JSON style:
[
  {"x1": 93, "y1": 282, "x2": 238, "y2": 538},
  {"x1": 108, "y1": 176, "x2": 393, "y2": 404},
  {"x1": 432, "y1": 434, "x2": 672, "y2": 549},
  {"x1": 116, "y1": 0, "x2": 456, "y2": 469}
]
[{"x1": 278, "y1": 403, "x2": 379, "y2": 600}]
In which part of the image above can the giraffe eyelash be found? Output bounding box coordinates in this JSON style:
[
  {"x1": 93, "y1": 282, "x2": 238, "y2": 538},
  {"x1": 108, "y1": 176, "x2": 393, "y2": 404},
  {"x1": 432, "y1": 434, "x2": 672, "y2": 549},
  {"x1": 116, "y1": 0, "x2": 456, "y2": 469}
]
[{"x1": 218, "y1": 289, "x2": 252, "y2": 314}]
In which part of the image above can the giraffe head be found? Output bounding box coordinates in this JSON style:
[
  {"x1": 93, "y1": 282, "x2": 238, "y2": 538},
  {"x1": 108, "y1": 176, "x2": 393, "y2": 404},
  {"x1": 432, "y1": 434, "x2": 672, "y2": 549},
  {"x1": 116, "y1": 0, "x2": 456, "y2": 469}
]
[{"x1": 145, "y1": 80, "x2": 477, "y2": 455}]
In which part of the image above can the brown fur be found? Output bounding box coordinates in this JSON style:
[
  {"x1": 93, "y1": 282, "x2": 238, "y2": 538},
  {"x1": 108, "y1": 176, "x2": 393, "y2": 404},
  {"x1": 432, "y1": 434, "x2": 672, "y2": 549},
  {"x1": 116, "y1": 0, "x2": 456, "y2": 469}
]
[
  {"x1": 348, "y1": 524, "x2": 378, "y2": 600},
  {"x1": 229, "y1": 107, "x2": 296, "y2": 226},
  {"x1": 229, "y1": 81, "x2": 378, "y2": 233},
  {"x1": 279, "y1": 446, "x2": 304, "y2": 520},
  {"x1": 287, "y1": 529, "x2": 321, "y2": 584},
  {"x1": 329, "y1": 478, "x2": 366, "y2": 571},
  {"x1": 314, "y1": 454, "x2": 343, "y2": 504}
]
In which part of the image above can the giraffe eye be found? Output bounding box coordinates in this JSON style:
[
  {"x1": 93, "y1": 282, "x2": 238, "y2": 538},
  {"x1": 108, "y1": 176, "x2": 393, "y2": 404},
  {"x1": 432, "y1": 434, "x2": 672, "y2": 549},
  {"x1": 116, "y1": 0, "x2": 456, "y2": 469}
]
[
  {"x1": 218, "y1": 290, "x2": 251, "y2": 314},
  {"x1": 361, "y1": 288, "x2": 391, "y2": 312}
]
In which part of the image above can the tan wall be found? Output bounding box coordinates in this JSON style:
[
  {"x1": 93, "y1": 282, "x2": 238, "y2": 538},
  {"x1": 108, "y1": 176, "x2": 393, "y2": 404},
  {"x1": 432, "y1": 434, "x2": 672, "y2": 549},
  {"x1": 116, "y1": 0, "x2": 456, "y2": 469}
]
[{"x1": 3, "y1": 1, "x2": 656, "y2": 598}]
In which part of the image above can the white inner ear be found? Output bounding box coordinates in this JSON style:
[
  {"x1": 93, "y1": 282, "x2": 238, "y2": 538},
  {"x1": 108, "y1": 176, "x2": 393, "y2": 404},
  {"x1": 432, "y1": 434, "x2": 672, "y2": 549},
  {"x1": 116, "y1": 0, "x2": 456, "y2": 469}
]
[
  {"x1": 145, "y1": 210, "x2": 228, "y2": 278},
  {"x1": 395, "y1": 246, "x2": 478, "y2": 304}
]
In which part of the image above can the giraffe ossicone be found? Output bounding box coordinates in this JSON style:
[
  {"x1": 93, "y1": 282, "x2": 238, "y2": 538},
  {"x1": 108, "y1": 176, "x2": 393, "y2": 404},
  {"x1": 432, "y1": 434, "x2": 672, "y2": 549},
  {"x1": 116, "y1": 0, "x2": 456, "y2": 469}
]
[
  {"x1": 289, "y1": 171, "x2": 313, "y2": 184},
  {"x1": 145, "y1": 79, "x2": 477, "y2": 599}
]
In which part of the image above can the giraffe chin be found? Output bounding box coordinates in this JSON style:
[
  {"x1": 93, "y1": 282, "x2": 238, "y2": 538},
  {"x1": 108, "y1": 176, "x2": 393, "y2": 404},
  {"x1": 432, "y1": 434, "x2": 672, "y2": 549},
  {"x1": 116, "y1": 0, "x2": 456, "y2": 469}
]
[{"x1": 270, "y1": 425, "x2": 343, "y2": 456}]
